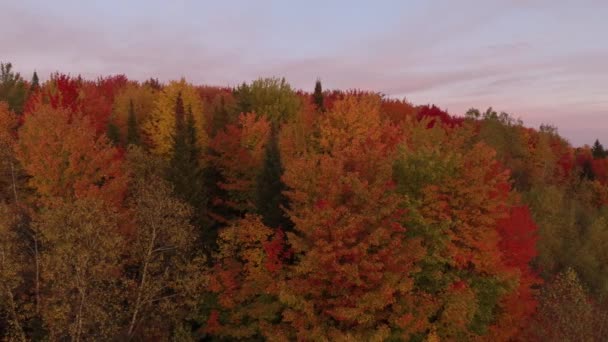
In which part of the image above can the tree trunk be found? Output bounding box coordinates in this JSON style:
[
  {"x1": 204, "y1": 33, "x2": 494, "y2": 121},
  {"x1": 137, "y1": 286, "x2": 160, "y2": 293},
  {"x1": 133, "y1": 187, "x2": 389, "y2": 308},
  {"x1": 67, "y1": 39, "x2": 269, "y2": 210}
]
[{"x1": 127, "y1": 228, "x2": 157, "y2": 338}]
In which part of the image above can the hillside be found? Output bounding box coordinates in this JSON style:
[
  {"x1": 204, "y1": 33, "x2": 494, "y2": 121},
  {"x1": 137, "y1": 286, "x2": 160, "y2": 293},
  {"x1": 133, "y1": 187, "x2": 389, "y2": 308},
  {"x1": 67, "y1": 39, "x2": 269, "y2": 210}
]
[{"x1": 1, "y1": 64, "x2": 607, "y2": 340}]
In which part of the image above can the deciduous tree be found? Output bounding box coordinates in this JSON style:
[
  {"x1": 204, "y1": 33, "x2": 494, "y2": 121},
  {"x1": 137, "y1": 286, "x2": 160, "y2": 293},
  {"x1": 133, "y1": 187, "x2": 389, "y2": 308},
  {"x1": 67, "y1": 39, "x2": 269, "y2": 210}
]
[{"x1": 16, "y1": 105, "x2": 127, "y2": 208}]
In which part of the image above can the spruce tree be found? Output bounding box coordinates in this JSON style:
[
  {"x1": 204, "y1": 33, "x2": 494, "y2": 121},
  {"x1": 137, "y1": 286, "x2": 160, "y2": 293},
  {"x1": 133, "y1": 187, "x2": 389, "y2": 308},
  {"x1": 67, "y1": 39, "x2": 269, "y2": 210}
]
[
  {"x1": 592, "y1": 139, "x2": 605, "y2": 159},
  {"x1": 126, "y1": 99, "x2": 140, "y2": 146},
  {"x1": 30, "y1": 71, "x2": 39, "y2": 91},
  {"x1": 313, "y1": 79, "x2": 324, "y2": 112},
  {"x1": 255, "y1": 127, "x2": 292, "y2": 229},
  {"x1": 167, "y1": 95, "x2": 207, "y2": 237}
]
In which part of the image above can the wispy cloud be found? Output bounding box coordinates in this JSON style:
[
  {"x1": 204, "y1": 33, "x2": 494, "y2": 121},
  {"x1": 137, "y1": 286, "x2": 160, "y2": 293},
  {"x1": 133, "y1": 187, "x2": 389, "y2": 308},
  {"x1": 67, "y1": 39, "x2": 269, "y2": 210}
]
[{"x1": 2, "y1": 0, "x2": 607, "y2": 145}]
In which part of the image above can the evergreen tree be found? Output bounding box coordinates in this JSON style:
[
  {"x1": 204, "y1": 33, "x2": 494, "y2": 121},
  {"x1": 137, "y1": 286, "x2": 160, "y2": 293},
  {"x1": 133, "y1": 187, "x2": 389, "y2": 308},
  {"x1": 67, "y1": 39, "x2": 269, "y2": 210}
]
[
  {"x1": 167, "y1": 95, "x2": 207, "y2": 239},
  {"x1": 255, "y1": 128, "x2": 292, "y2": 229},
  {"x1": 126, "y1": 99, "x2": 140, "y2": 146},
  {"x1": 592, "y1": 139, "x2": 605, "y2": 159},
  {"x1": 106, "y1": 120, "x2": 121, "y2": 146},
  {"x1": 30, "y1": 71, "x2": 39, "y2": 92},
  {"x1": 313, "y1": 78, "x2": 324, "y2": 112},
  {"x1": 143, "y1": 77, "x2": 162, "y2": 90}
]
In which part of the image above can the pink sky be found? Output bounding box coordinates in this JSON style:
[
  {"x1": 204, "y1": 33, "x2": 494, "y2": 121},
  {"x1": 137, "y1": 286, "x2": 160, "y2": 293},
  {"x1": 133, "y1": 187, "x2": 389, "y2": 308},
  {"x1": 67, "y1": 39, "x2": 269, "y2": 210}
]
[{"x1": 2, "y1": 0, "x2": 607, "y2": 145}]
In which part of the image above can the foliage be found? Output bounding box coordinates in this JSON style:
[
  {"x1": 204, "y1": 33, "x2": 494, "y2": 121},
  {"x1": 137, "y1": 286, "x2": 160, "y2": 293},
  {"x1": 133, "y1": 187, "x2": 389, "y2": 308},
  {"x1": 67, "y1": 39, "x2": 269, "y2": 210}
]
[
  {"x1": 125, "y1": 146, "x2": 207, "y2": 339},
  {"x1": 144, "y1": 79, "x2": 206, "y2": 156},
  {"x1": 234, "y1": 77, "x2": 301, "y2": 125},
  {"x1": 209, "y1": 112, "x2": 271, "y2": 213},
  {"x1": 2, "y1": 64, "x2": 608, "y2": 340},
  {"x1": 0, "y1": 62, "x2": 28, "y2": 114},
  {"x1": 16, "y1": 105, "x2": 127, "y2": 208},
  {"x1": 35, "y1": 198, "x2": 126, "y2": 341}
]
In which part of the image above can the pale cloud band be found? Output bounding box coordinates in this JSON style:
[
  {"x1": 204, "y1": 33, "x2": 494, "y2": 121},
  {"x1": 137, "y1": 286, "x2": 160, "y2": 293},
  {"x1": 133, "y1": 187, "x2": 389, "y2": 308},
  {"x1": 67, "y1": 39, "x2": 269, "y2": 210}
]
[{"x1": 2, "y1": 0, "x2": 607, "y2": 145}]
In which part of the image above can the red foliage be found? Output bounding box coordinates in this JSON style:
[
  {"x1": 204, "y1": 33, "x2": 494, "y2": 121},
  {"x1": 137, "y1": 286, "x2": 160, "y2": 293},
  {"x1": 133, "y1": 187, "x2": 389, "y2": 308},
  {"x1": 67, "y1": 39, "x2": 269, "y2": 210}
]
[
  {"x1": 80, "y1": 82, "x2": 113, "y2": 135},
  {"x1": 592, "y1": 158, "x2": 608, "y2": 184},
  {"x1": 491, "y1": 205, "x2": 541, "y2": 338},
  {"x1": 416, "y1": 105, "x2": 464, "y2": 128},
  {"x1": 197, "y1": 85, "x2": 233, "y2": 102},
  {"x1": 204, "y1": 310, "x2": 222, "y2": 334},
  {"x1": 262, "y1": 229, "x2": 290, "y2": 272},
  {"x1": 497, "y1": 206, "x2": 538, "y2": 269},
  {"x1": 380, "y1": 98, "x2": 416, "y2": 125}
]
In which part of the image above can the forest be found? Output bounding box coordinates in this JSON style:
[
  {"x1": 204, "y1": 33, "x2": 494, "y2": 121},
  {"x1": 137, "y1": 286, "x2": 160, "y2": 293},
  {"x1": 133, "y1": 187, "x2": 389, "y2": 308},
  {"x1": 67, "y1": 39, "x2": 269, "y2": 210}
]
[{"x1": 1, "y1": 61, "x2": 608, "y2": 341}]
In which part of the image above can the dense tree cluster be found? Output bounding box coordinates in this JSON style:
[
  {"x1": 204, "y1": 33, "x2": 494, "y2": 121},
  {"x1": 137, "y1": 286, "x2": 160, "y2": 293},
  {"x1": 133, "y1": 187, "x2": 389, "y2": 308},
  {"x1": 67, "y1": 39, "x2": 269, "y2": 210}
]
[{"x1": 1, "y1": 62, "x2": 607, "y2": 341}]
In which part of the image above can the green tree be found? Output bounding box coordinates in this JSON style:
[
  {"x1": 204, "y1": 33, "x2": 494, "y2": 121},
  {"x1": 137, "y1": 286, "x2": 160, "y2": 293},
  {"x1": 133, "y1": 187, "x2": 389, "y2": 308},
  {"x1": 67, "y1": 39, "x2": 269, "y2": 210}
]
[
  {"x1": 313, "y1": 79, "x2": 324, "y2": 112},
  {"x1": 30, "y1": 71, "x2": 39, "y2": 92},
  {"x1": 166, "y1": 95, "x2": 207, "y2": 239},
  {"x1": 234, "y1": 77, "x2": 301, "y2": 125},
  {"x1": 592, "y1": 139, "x2": 606, "y2": 159},
  {"x1": 255, "y1": 128, "x2": 291, "y2": 229},
  {"x1": 0, "y1": 63, "x2": 28, "y2": 114},
  {"x1": 126, "y1": 99, "x2": 140, "y2": 146}
]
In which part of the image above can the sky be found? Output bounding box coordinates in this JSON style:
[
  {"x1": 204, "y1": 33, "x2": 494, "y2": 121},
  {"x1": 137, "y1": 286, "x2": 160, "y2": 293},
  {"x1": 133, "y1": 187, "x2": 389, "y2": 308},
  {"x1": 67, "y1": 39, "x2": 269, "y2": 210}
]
[{"x1": 2, "y1": 0, "x2": 607, "y2": 145}]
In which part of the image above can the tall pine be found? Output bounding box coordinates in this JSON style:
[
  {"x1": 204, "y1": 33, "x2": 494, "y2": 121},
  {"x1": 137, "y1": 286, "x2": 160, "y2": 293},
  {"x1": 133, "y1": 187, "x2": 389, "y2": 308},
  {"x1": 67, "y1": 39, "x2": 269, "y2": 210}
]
[
  {"x1": 126, "y1": 99, "x2": 140, "y2": 146},
  {"x1": 167, "y1": 94, "x2": 207, "y2": 238},
  {"x1": 313, "y1": 79, "x2": 324, "y2": 112},
  {"x1": 255, "y1": 127, "x2": 292, "y2": 229},
  {"x1": 30, "y1": 71, "x2": 39, "y2": 92},
  {"x1": 592, "y1": 139, "x2": 606, "y2": 159}
]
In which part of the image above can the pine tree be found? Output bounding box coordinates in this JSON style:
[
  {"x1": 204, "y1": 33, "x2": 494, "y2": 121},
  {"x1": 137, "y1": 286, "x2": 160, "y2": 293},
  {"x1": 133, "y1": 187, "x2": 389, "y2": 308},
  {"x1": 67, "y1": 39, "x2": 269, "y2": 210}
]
[
  {"x1": 313, "y1": 79, "x2": 324, "y2": 112},
  {"x1": 126, "y1": 99, "x2": 140, "y2": 146},
  {"x1": 30, "y1": 71, "x2": 39, "y2": 91},
  {"x1": 592, "y1": 139, "x2": 605, "y2": 159},
  {"x1": 167, "y1": 94, "x2": 207, "y2": 239},
  {"x1": 255, "y1": 127, "x2": 291, "y2": 229}
]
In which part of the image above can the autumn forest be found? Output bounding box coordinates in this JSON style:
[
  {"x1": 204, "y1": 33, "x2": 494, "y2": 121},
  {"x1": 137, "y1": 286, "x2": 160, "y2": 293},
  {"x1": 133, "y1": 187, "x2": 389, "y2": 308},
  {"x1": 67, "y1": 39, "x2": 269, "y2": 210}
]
[{"x1": 1, "y1": 62, "x2": 608, "y2": 341}]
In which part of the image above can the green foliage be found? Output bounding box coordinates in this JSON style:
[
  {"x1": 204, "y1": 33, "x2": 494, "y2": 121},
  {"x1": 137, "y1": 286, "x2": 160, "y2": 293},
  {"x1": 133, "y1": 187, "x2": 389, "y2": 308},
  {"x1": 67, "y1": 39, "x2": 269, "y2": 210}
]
[
  {"x1": 313, "y1": 79, "x2": 324, "y2": 112},
  {"x1": 467, "y1": 276, "x2": 506, "y2": 335},
  {"x1": 234, "y1": 77, "x2": 301, "y2": 124},
  {"x1": 0, "y1": 62, "x2": 28, "y2": 114},
  {"x1": 166, "y1": 95, "x2": 207, "y2": 242},
  {"x1": 255, "y1": 129, "x2": 291, "y2": 229},
  {"x1": 30, "y1": 71, "x2": 39, "y2": 92},
  {"x1": 526, "y1": 183, "x2": 608, "y2": 298},
  {"x1": 592, "y1": 139, "x2": 606, "y2": 159}
]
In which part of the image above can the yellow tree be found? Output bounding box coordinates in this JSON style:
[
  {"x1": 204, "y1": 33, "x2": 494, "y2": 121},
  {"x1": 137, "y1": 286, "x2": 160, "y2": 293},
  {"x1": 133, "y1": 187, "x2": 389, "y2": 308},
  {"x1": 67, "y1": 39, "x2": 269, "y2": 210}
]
[
  {"x1": 124, "y1": 147, "x2": 207, "y2": 339},
  {"x1": 111, "y1": 83, "x2": 157, "y2": 145},
  {"x1": 36, "y1": 198, "x2": 126, "y2": 341},
  {"x1": 143, "y1": 79, "x2": 206, "y2": 157}
]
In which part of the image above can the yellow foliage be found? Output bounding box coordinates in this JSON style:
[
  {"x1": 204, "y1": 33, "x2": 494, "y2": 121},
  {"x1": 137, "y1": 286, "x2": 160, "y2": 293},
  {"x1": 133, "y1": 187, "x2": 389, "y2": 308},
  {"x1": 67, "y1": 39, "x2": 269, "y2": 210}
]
[
  {"x1": 112, "y1": 83, "x2": 156, "y2": 143},
  {"x1": 144, "y1": 79, "x2": 206, "y2": 156}
]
